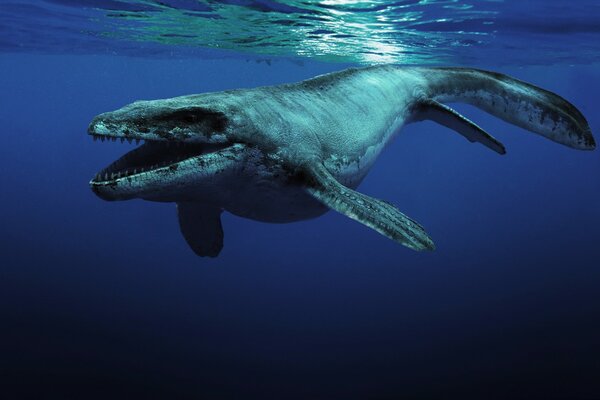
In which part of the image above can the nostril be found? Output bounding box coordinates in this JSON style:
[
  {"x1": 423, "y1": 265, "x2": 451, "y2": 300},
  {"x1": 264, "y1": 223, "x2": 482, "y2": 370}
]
[
  {"x1": 87, "y1": 116, "x2": 111, "y2": 135},
  {"x1": 184, "y1": 114, "x2": 197, "y2": 123},
  {"x1": 87, "y1": 119, "x2": 98, "y2": 134}
]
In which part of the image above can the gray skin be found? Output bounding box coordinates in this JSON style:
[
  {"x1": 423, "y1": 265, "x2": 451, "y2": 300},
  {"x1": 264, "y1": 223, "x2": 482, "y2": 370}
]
[{"x1": 89, "y1": 65, "x2": 595, "y2": 257}]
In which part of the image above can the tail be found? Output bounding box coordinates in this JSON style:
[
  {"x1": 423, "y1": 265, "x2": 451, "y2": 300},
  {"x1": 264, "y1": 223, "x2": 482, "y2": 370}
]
[{"x1": 413, "y1": 67, "x2": 595, "y2": 152}]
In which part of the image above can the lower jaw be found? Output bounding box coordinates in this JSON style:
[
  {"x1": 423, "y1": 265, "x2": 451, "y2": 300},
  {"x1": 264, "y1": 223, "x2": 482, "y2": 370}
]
[
  {"x1": 90, "y1": 161, "x2": 188, "y2": 202},
  {"x1": 90, "y1": 141, "x2": 229, "y2": 185},
  {"x1": 89, "y1": 143, "x2": 248, "y2": 202},
  {"x1": 90, "y1": 183, "x2": 183, "y2": 202}
]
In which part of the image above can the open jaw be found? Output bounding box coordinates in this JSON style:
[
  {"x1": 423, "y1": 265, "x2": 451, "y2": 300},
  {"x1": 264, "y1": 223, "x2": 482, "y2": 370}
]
[{"x1": 89, "y1": 133, "x2": 230, "y2": 185}]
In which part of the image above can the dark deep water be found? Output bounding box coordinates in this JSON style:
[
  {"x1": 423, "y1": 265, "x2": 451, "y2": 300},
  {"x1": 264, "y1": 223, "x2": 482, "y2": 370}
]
[
  {"x1": 2, "y1": 2, "x2": 600, "y2": 399},
  {"x1": 2, "y1": 54, "x2": 599, "y2": 400}
]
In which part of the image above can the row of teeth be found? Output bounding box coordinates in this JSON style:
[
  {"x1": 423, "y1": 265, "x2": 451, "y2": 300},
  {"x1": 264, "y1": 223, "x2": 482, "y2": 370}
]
[
  {"x1": 94, "y1": 164, "x2": 163, "y2": 181},
  {"x1": 94, "y1": 157, "x2": 191, "y2": 182},
  {"x1": 92, "y1": 134, "x2": 142, "y2": 144},
  {"x1": 91, "y1": 134, "x2": 190, "y2": 147}
]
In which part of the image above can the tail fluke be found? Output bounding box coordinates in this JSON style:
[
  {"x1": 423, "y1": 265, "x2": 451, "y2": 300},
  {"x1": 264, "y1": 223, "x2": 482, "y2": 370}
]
[{"x1": 422, "y1": 67, "x2": 595, "y2": 151}]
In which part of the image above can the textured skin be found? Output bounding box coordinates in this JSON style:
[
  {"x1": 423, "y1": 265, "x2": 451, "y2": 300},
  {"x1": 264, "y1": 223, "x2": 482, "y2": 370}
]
[{"x1": 89, "y1": 65, "x2": 595, "y2": 256}]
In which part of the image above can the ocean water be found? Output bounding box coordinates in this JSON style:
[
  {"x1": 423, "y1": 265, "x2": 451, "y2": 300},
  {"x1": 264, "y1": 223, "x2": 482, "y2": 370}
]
[{"x1": 1, "y1": 1, "x2": 600, "y2": 399}]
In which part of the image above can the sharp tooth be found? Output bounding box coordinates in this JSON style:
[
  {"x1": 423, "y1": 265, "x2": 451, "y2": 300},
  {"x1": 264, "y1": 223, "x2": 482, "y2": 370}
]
[
  {"x1": 127, "y1": 138, "x2": 133, "y2": 144},
  {"x1": 133, "y1": 168, "x2": 137, "y2": 174},
  {"x1": 101, "y1": 136, "x2": 105, "y2": 142},
  {"x1": 120, "y1": 138, "x2": 124, "y2": 143},
  {"x1": 104, "y1": 173, "x2": 108, "y2": 180},
  {"x1": 93, "y1": 136, "x2": 98, "y2": 142}
]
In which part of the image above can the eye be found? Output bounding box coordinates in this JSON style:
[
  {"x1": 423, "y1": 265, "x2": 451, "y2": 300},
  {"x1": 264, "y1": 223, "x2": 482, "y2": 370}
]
[{"x1": 184, "y1": 114, "x2": 197, "y2": 123}]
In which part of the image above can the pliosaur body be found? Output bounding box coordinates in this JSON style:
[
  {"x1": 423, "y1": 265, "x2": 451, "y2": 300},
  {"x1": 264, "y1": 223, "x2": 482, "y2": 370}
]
[{"x1": 88, "y1": 65, "x2": 595, "y2": 257}]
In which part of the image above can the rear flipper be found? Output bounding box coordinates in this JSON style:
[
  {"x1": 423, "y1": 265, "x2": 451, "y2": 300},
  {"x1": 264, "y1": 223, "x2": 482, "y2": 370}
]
[
  {"x1": 419, "y1": 67, "x2": 595, "y2": 151},
  {"x1": 411, "y1": 99, "x2": 506, "y2": 155},
  {"x1": 303, "y1": 163, "x2": 434, "y2": 251}
]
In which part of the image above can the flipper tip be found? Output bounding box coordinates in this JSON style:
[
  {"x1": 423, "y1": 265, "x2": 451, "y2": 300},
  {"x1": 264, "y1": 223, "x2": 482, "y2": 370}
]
[
  {"x1": 584, "y1": 130, "x2": 596, "y2": 150},
  {"x1": 418, "y1": 237, "x2": 436, "y2": 252},
  {"x1": 497, "y1": 143, "x2": 507, "y2": 155},
  {"x1": 407, "y1": 231, "x2": 436, "y2": 252}
]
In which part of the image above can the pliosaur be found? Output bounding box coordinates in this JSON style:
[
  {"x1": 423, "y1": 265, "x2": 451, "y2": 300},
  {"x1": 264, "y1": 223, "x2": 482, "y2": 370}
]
[{"x1": 89, "y1": 65, "x2": 595, "y2": 257}]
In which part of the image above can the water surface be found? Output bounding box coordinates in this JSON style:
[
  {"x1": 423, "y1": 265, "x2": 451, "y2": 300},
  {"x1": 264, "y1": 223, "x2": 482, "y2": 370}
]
[{"x1": 3, "y1": 0, "x2": 600, "y2": 65}]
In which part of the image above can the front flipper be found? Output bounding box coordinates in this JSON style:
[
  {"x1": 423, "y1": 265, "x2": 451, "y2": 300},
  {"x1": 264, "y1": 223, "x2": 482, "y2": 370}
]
[
  {"x1": 413, "y1": 99, "x2": 506, "y2": 155},
  {"x1": 303, "y1": 164, "x2": 435, "y2": 251},
  {"x1": 176, "y1": 202, "x2": 224, "y2": 257}
]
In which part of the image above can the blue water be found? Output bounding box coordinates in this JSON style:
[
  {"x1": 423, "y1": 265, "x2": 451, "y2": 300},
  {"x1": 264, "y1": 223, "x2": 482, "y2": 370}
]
[{"x1": 1, "y1": 2, "x2": 600, "y2": 399}]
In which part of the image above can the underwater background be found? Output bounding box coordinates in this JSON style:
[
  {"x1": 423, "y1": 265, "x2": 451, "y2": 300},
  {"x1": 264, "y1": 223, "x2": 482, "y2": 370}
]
[{"x1": 1, "y1": 1, "x2": 600, "y2": 399}]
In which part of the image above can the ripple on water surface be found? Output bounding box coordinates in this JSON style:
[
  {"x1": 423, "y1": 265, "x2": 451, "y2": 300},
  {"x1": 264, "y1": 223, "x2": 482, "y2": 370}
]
[{"x1": 1, "y1": 0, "x2": 600, "y2": 66}]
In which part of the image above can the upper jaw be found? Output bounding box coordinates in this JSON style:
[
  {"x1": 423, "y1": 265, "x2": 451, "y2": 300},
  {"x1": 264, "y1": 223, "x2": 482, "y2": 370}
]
[
  {"x1": 87, "y1": 99, "x2": 232, "y2": 145},
  {"x1": 87, "y1": 117, "x2": 230, "y2": 145},
  {"x1": 87, "y1": 116, "x2": 188, "y2": 143},
  {"x1": 88, "y1": 118, "x2": 234, "y2": 188}
]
